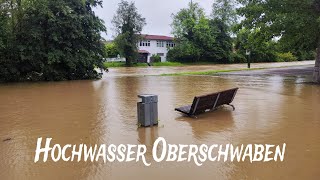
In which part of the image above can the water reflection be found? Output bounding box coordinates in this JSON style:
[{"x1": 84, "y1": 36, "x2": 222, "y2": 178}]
[
  {"x1": 138, "y1": 127, "x2": 159, "y2": 156},
  {"x1": 176, "y1": 110, "x2": 235, "y2": 141}
]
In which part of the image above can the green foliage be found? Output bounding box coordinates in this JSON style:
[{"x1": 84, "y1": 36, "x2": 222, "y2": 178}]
[
  {"x1": 167, "y1": 41, "x2": 201, "y2": 62},
  {"x1": 112, "y1": 0, "x2": 146, "y2": 66},
  {"x1": 150, "y1": 54, "x2": 161, "y2": 63},
  {"x1": 234, "y1": 28, "x2": 278, "y2": 62},
  {"x1": 233, "y1": 25, "x2": 313, "y2": 63},
  {"x1": 209, "y1": 19, "x2": 233, "y2": 63},
  {"x1": 236, "y1": 0, "x2": 320, "y2": 77},
  {"x1": 231, "y1": 52, "x2": 247, "y2": 63},
  {"x1": 238, "y1": 0, "x2": 320, "y2": 51},
  {"x1": 0, "y1": 13, "x2": 7, "y2": 50},
  {"x1": 105, "y1": 43, "x2": 120, "y2": 58},
  {"x1": 295, "y1": 50, "x2": 316, "y2": 61},
  {"x1": 169, "y1": 2, "x2": 233, "y2": 63},
  {"x1": 171, "y1": 2, "x2": 206, "y2": 40},
  {"x1": 277, "y1": 39, "x2": 316, "y2": 61},
  {"x1": 211, "y1": 0, "x2": 238, "y2": 28},
  {"x1": 0, "y1": 0, "x2": 106, "y2": 82},
  {"x1": 276, "y1": 52, "x2": 298, "y2": 62}
]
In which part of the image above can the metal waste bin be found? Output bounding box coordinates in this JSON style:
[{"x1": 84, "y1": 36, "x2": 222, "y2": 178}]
[{"x1": 137, "y1": 94, "x2": 158, "y2": 127}]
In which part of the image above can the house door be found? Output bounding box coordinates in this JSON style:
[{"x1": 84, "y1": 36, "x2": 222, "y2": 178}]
[{"x1": 138, "y1": 53, "x2": 148, "y2": 63}]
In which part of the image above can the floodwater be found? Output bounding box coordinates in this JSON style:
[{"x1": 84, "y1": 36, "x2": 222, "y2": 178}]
[
  {"x1": 0, "y1": 62, "x2": 320, "y2": 180},
  {"x1": 107, "y1": 60, "x2": 314, "y2": 76}
]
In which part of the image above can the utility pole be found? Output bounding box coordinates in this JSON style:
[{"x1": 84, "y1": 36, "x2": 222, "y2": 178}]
[{"x1": 246, "y1": 50, "x2": 251, "y2": 69}]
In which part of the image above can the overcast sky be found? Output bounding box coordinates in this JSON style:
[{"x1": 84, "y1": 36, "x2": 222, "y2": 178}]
[{"x1": 94, "y1": 0, "x2": 214, "y2": 40}]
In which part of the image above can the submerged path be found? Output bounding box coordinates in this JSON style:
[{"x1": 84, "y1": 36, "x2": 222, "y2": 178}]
[
  {"x1": 220, "y1": 64, "x2": 315, "y2": 77},
  {"x1": 0, "y1": 60, "x2": 319, "y2": 180},
  {"x1": 104, "y1": 60, "x2": 315, "y2": 77}
]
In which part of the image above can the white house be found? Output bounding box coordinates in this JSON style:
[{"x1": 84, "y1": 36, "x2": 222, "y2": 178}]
[{"x1": 138, "y1": 34, "x2": 175, "y2": 63}]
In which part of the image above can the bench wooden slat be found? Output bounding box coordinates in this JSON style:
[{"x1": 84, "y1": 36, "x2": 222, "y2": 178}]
[{"x1": 175, "y1": 88, "x2": 239, "y2": 117}]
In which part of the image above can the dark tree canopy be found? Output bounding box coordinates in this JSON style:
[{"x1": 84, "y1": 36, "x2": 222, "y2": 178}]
[
  {"x1": 0, "y1": 0, "x2": 106, "y2": 82},
  {"x1": 112, "y1": 0, "x2": 146, "y2": 66}
]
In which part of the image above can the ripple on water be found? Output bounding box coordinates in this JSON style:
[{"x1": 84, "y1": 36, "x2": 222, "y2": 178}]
[{"x1": 0, "y1": 70, "x2": 319, "y2": 179}]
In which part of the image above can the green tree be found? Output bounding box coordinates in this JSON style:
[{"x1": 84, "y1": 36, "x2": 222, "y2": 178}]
[
  {"x1": 234, "y1": 28, "x2": 278, "y2": 62},
  {"x1": 167, "y1": 41, "x2": 201, "y2": 62},
  {"x1": 0, "y1": 0, "x2": 106, "y2": 82},
  {"x1": 105, "y1": 42, "x2": 120, "y2": 58},
  {"x1": 112, "y1": 0, "x2": 146, "y2": 66},
  {"x1": 169, "y1": 2, "x2": 232, "y2": 63},
  {"x1": 237, "y1": 0, "x2": 320, "y2": 83},
  {"x1": 209, "y1": 18, "x2": 233, "y2": 63},
  {"x1": 211, "y1": 0, "x2": 238, "y2": 28},
  {"x1": 0, "y1": 0, "x2": 26, "y2": 81},
  {"x1": 171, "y1": 2, "x2": 206, "y2": 41}
]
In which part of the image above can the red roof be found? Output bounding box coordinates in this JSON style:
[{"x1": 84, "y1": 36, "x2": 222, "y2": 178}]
[
  {"x1": 141, "y1": 34, "x2": 174, "y2": 41},
  {"x1": 138, "y1": 50, "x2": 149, "y2": 54}
]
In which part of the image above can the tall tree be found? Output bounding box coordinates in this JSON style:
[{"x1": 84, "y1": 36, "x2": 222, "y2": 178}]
[
  {"x1": 169, "y1": 2, "x2": 232, "y2": 63},
  {"x1": 112, "y1": 0, "x2": 146, "y2": 66},
  {"x1": 211, "y1": 0, "x2": 238, "y2": 28},
  {"x1": 237, "y1": 0, "x2": 320, "y2": 83},
  {"x1": 209, "y1": 18, "x2": 233, "y2": 63},
  {"x1": 0, "y1": 0, "x2": 26, "y2": 81},
  {"x1": 234, "y1": 28, "x2": 278, "y2": 62},
  {"x1": 171, "y1": 2, "x2": 206, "y2": 42},
  {"x1": 0, "y1": 0, "x2": 106, "y2": 82}
]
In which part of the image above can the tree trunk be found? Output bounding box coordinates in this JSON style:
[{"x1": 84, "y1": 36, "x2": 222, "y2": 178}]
[
  {"x1": 313, "y1": 46, "x2": 320, "y2": 83},
  {"x1": 126, "y1": 57, "x2": 132, "y2": 67}
]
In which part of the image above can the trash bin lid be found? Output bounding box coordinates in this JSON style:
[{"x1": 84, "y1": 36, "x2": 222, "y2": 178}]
[{"x1": 138, "y1": 94, "x2": 158, "y2": 103}]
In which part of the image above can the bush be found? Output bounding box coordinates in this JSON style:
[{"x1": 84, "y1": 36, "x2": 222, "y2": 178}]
[
  {"x1": 295, "y1": 51, "x2": 316, "y2": 61},
  {"x1": 167, "y1": 42, "x2": 201, "y2": 62},
  {"x1": 231, "y1": 52, "x2": 247, "y2": 63},
  {"x1": 150, "y1": 54, "x2": 161, "y2": 63},
  {"x1": 276, "y1": 52, "x2": 297, "y2": 62}
]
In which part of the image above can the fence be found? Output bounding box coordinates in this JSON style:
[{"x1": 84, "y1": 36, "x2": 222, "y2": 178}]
[{"x1": 104, "y1": 57, "x2": 126, "y2": 62}]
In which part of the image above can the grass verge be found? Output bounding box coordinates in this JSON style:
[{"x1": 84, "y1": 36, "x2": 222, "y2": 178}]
[
  {"x1": 159, "y1": 68, "x2": 264, "y2": 76},
  {"x1": 103, "y1": 62, "x2": 148, "y2": 68},
  {"x1": 152, "y1": 62, "x2": 183, "y2": 66},
  {"x1": 104, "y1": 61, "x2": 217, "y2": 68}
]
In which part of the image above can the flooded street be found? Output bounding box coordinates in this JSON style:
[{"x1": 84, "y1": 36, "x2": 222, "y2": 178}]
[
  {"x1": 0, "y1": 62, "x2": 320, "y2": 180},
  {"x1": 107, "y1": 61, "x2": 314, "y2": 76}
]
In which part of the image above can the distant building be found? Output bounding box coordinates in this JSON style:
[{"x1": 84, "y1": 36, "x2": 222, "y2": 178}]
[{"x1": 137, "y1": 34, "x2": 175, "y2": 63}]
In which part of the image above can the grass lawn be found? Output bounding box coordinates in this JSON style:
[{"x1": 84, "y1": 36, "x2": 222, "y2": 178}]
[
  {"x1": 103, "y1": 61, "x2": 218, "y2": 68},
  {"x1": 159, "y1": 68, "x2": 264, "y2": 76},
  {"x1": 103, "y1": 62, "x2": 148, "y2": 68},
  {"x1": 152, "y1": 62, "x2": 183, "y2": 66}
]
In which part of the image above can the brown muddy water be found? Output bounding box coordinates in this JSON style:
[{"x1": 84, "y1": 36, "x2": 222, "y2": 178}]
[{"x1": 0, "y1": 63, "x2": 320, "y2": 180}]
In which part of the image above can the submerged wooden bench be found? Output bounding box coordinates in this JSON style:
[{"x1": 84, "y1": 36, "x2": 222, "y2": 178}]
[{"x1": 175, "y1": 88, "x2": 239, "y2": 117}]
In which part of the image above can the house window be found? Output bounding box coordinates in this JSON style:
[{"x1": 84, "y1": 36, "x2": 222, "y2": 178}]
[
  {"x1": 157, "y1": 53, "x2": 164, "y2": 56},
  {"x1": 166, "y1": 41, "x2": 175, "y2": 48},
  {"x1": 140, "y1": 40, "x2": 150, "y2": 47},
  {"x1": 157, "y1": 41, "x2": 164, "y2": 47}
]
